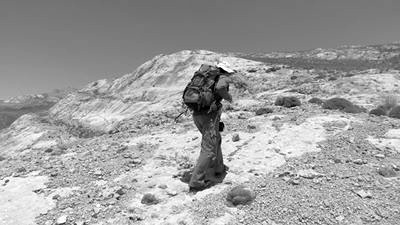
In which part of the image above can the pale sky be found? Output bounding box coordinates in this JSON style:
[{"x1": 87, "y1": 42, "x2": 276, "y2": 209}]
[{"x1": 1, "y1": 0, "x2": 400, "y2": 99}]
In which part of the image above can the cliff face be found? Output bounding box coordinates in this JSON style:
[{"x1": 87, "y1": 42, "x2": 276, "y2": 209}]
[{"x1": 49, "y1": 50, "x2": 265, "y2": 132}]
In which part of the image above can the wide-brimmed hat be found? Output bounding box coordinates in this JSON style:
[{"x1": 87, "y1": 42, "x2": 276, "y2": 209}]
[{"x1": 216, "y1": 61, "x2": 235, "y2": 73}]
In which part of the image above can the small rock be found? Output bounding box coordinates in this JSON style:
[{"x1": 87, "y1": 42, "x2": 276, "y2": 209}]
[
  {"x1": 2, "y1": 179, "x2": 10, "y2": 186},
  {"x1": 353, "y1": 159, "x2": 367, "y2": 165},
  {"x1": 44, "y1": 221, "x2": 53, "y2": 225},
  {"x1": 166, "y1": 190, "x2": 178, "y2": 196},
  {"x1": 377, "y1": 166, "x2": 397, "y2": 177},
  {"x1": 56, "y1": 215, "x2": 68, "y2": 225},
  {"x1": 247, "y1": 125, "x2": 257, "y2": 130},
  {"x1": 93, "y1": 207, "x2": 101, "y2": 214},
  {"x1": 296, "y1": 169, "x2": 324, "y2": 179},
  {"x1": 276, "y1": 171, "x2": 290, "y2": 177},
  {"x1": 115, "y1": 187, "x2": 126, "y2": 196},
  {"x1": 131, "y1": 159, "x2": 142, "y2": 164},
  {"x1": 232, "y1": 134, "x2": 240, "y2": 142},
  {"x1": 288, "y1": 179, "x2": 300, "y2": 185},
  {"x1": 355, "y1": 190, "x2": 372, "y2": 199},
  {"x1": 335, "y1": 216, "x2": 345, "y2": 222},
  {"x1": 93, "y1": 169, "x2": 103, "y2": 176},
  {"x1": 141, "y1": 193, "x2": 159, "y2": 205},
  {"x1": 16, "y1": 167, "x2": 26, "y2": 173},
  {"x1": 158, "y1": 184, "x2": 168, "y2": 189},
  {"x1": 147, "y1": 183, "x2": 156, "y2": 188},
  {"x1": 226, "y1": 185, "x2": 255, "y2": 206},
  {"x1": 375, "y1": 154, "x2": 385, "y2": 159},
  {"x1": 50, "y1": 172, "x2": 58, "y2": 177},
  {"x1": 255, "y1": 108, "x2": 273, "y2": 116},
  {"x1": 75, "y1": 221, "x2": 87, "y2": 225},
  {"x1": 333, "y1": 158, "x2": 342, "y2": 163},
  {"x1": 52, "y1": 194, "x2": 61, "y2": 200}
]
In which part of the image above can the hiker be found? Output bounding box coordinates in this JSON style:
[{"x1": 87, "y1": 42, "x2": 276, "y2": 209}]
[{"x1": 182, "y1": 63, "x2": 234, "y2": 191}]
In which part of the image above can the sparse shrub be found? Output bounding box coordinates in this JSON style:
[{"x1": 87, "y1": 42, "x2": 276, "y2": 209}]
[
  {"x1": 141, "y1": 193, "x2": 159, "y2": 205},
  {"x1": 255, "y1": 108, "x2": 273, "y2": 115},
  {"x1": 323, "y1": 97, "x2": 365, "y2": 113},
  {"x1": 369, "y1": 107, "x2": 387, "y2": 116},
  {"x1": 226, "y1": 185, "x2": 255, "y2": 206},
  {"x1": 308, "y1": 97, "x2": 325, "y2": 105},
  {"x1": 265, "y1": 66, "x2": 280, "y2": 73},
  {"x1": 328, "y1": 76, "x2": 337, "y2": 81},
  {"x1": 274, "y1": 96, "x2": 301, "y2": 108},
  {"x1": 388, "y1": 105, "x2": 400, "y2": 119},
  {"x1": 315, "y1": 74, "x2": 327, "y2": 80}
]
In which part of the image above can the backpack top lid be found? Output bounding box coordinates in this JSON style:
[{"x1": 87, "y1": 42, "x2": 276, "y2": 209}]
[
  {"x1": 197, "y1": 62, "x2": 234, "y2": 75},
  {"x1": 197, "y1": 64, "x2": 218, "y2": 74},
  {"x1": 216, "y1": 62, "x2": 235, "y2": 73}
]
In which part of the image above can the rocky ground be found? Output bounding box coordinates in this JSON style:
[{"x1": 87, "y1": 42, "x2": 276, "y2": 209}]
[
  {"x1": 1, "y1": 102, "x2": 400, "y2": 225},
  {"x1": 1, "y1": 47, "x2": 400, "y2": 225}
]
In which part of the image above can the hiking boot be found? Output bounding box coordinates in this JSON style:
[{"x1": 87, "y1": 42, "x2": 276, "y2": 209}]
[
  {"x1": 189, "y1": 180, "x2": 216, "y2": 193},
  {"x1": 179, "y1": 170, "x2": 192, "y2": 184},
  {"x1": 215, "y1": 165, "x2": 229, "y2": 177}
]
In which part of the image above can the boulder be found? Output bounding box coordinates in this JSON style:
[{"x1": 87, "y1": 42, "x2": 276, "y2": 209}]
[
  {"x1": 274, "y1": 96, "x2": 301, "y2": 108},
  {"x1": 141, "y1": 193, "x2": 159, "y2": 205},
  {"x1": 226, "y1": 185, "x2": 255, "y2": 206}
]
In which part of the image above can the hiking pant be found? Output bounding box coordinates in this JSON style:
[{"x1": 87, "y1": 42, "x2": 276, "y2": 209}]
[{"x1": 189, "y1": 109, "x2": 224, "y2": 189}]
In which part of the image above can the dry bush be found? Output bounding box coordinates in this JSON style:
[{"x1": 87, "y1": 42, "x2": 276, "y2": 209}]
[
  {"x1": 323, "y1": 97, "x2": 365, "y2": 113},
  {"x1": 369, "y1": 107, "x2": 387, "y2": 116},
  {"x1": 388, "y1": 105, "x2": 400, "y2": 119},
  {"x1": 308, "y1": 97, "x2": 325, "y2": 105},
  {"x1": 382, "y1": 95, "x2": 399, "y2": 111},
  {"x1": 275, "y1": 96, "x2": 301, "y2": 108}
]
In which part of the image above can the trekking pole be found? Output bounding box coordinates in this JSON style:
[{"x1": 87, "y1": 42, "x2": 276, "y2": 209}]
[{"x1": 174, "y1": 107, "x2": 189, "y2": 123}]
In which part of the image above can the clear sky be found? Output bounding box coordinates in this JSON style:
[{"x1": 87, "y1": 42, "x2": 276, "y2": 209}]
[{"x1": 1, "y1": 0, "x2": 399, "y2": 99}]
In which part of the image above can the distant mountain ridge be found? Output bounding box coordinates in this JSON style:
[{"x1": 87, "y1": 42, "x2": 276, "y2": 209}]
[
  {"x1": 235, "y1": 42, "x2": 400, "y2": 60},
  {"x1": 234, "y1": 42, "x2": 400, "y2": 72},
  {"x1": 0, "y1": 88, "x2": 74, "y2": 130}
]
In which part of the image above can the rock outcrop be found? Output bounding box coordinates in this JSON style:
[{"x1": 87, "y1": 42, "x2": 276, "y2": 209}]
[{"x1": 49, "y1": 50, "x2": 267, "y2": 132}]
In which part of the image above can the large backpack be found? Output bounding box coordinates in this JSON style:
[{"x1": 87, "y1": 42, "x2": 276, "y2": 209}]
[{"x1": 182, "y1": 64, "x2": 221, "y2": 112}]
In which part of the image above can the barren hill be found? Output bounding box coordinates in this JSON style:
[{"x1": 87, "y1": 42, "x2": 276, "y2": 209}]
[{"x1": 1, "y1": 44, "x2": 400, "y2": 225}]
